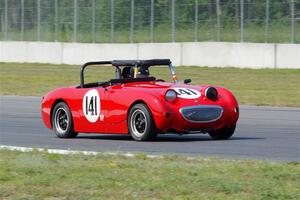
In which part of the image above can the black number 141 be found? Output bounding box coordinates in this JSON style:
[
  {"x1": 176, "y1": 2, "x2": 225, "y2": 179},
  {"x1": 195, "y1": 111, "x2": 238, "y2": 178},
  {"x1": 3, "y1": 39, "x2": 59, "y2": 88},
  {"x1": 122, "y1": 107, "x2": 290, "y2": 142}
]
[{"x1": 86, "y1": 96, "x2": 97, "y2": 115}]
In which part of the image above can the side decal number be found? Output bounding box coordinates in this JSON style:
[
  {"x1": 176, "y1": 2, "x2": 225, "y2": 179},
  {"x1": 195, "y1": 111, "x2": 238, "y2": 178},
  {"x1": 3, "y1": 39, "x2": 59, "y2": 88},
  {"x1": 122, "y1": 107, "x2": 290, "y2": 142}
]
[
  {"x1": 82, "y1": 89, "x2": 101, "y2": 123},
  {"x1": 85, "y1": 95, "x2": 97, "y2": 115}
]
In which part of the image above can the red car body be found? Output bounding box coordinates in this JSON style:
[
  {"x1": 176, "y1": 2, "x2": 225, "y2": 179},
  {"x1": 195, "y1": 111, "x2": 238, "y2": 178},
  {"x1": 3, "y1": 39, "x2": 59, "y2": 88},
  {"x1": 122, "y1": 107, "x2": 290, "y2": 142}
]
[{"x1": 41, "y1": 59, "x2": 239, "y2": 140}]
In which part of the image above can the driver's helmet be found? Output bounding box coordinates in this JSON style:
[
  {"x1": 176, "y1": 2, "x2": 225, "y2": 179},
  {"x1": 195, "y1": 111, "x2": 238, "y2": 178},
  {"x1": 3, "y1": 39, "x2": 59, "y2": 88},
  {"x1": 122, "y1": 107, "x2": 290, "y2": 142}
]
[{"x1": 130, "y1": 66, "x2": 149, "y2": 78}]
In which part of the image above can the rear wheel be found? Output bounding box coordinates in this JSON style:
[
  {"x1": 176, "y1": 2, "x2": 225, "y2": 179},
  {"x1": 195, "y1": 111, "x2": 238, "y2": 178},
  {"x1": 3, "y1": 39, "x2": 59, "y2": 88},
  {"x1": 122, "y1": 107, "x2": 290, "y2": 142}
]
[
  {"x1": 208, "y1": 125, "x2": 236, "y2": 140},
  {"x1": 128, "y1": 104, "x2": 157, "y2": 141},
  {"x1": 52, "y1": 102, "x2": 78, "y2": 138}
]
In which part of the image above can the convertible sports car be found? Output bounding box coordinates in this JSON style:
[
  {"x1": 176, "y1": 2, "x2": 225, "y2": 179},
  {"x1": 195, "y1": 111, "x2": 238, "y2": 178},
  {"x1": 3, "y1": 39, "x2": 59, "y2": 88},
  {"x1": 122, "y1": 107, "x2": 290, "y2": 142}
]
[{"x1": 41, "y1": 59, "x2": 239, "y2": 141}]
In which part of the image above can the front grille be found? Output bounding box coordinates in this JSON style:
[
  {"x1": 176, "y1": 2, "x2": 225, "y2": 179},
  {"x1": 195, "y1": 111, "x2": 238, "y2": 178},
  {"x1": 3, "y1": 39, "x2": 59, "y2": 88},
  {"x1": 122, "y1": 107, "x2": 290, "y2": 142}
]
[{"x1": 179, "y1": 105, "x2": 223, "y2": 123}]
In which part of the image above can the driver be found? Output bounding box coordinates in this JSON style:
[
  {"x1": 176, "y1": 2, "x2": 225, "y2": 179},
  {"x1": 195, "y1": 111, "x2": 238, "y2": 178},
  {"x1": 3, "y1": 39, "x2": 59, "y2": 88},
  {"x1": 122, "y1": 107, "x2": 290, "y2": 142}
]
[{"x1": 130, "y1": 66, "x2": 150, "y2": 78}]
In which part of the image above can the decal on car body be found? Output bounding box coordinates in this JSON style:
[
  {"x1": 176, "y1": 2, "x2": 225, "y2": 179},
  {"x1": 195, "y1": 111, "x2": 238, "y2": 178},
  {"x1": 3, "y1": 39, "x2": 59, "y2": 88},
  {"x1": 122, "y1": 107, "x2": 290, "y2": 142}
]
[
  {"x1": 82, "y1": 89, "x2": 101, "y2": 123},
  {"x1": 173, "y1": 88, "x2": 201, "y2": 99}
]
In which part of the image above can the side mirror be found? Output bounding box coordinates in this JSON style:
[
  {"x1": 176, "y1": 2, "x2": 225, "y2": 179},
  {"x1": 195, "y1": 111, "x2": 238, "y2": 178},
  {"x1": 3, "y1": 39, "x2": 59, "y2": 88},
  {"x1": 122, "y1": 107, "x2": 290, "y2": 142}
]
[{"x1": 184, "y1": 79, "x2": 192, "y2": 84}]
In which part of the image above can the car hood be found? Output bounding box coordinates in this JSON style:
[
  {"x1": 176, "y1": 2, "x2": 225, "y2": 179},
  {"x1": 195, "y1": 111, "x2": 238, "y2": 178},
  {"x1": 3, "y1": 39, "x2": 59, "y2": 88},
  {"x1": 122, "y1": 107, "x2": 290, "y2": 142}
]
[
  {"x1": 119, "y1": 81, "x2": 206, "y2": 99},
  {"x1": 121, "y1": 81, "x2": 202, "y2": 90},
  {"x1": 118, "y1": 81, "x2": 236, "y2": 107}
]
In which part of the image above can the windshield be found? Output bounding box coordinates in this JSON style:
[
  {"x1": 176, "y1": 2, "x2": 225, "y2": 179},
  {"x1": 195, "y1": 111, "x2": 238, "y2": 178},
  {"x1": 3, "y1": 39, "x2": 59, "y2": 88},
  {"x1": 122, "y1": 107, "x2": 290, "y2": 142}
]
[{"x1": 118, "y1": 63, "x2": 178, "y2": 83}]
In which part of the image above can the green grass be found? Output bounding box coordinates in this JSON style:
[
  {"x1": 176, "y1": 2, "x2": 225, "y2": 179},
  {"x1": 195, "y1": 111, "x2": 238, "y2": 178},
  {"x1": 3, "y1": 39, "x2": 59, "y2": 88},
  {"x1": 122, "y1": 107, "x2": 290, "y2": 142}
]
[
  {"x1": 0, "y1": 62, "x2": 300, "y2": 107},
  {"x1": 0, "y1": 150, "x2": 299, "y2": 199}
]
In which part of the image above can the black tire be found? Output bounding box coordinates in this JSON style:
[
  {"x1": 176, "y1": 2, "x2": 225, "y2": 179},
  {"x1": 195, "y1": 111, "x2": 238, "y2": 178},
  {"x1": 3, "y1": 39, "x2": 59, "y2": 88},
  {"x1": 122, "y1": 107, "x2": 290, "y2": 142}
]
[
  {"x1": 52, "y1": 102, "x2": 78, "y2": 138},
  {"x1": 128, "y1": 103, "x2": 157, "y2": 141},
  {"x1": 208, "y1": 125, "x2": 236, "y2": 140}
]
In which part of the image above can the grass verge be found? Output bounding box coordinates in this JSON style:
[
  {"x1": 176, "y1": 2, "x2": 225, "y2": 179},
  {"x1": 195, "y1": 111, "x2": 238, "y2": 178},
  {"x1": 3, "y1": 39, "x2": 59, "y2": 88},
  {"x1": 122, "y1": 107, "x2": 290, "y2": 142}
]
[
  {"x1": 0, "y1": 62, "x2": 300, "y2": 107},
  {"x1": 0, "y1": 149, "x2": 299, "y2": 200}
]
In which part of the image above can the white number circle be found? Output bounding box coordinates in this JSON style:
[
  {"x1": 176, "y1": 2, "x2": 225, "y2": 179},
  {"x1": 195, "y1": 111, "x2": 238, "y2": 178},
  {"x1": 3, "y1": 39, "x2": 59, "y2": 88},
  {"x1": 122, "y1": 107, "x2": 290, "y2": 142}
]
[
  {"x1": 82, "y1": 89, "x2": 101, "y2": 123},
  {"x1": 173, "y1": 88, "x2": 201, "y2": 99}
]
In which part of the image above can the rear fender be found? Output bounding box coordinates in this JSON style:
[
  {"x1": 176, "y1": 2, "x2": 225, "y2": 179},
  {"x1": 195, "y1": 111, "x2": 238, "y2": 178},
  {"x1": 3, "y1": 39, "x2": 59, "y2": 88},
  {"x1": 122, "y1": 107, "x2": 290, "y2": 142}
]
[{"x1": 41, "y1": 88, "x2": 80, "y2": 130}]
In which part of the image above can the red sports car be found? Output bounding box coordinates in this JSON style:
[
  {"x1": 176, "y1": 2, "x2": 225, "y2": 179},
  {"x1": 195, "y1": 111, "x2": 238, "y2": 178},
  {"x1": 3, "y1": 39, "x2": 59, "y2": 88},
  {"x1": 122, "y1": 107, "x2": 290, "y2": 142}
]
[{"x1": 41, "y1": 59, "x2": 239, "y2": 141}]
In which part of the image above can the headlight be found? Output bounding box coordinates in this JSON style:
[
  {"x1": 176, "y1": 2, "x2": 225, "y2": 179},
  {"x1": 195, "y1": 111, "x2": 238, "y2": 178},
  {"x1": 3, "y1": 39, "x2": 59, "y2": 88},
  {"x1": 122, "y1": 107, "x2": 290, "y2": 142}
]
[
  {"x1": 165, "y1": 90, "x2": 177, "y2": 102},
  {"x1": 205, "y1": 87, "x2": 218, "y2": 101}
]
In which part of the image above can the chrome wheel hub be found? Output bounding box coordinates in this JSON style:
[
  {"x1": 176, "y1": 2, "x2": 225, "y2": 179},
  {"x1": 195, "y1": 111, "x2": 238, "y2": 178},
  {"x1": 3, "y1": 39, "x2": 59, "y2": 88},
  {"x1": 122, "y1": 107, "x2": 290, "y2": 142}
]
[
  {"x1": 54, "y1": 108, "x2": 69, "y2": 134},
  {"x1": 131, "y1": 109, "x2": 147, "y2": 137}
]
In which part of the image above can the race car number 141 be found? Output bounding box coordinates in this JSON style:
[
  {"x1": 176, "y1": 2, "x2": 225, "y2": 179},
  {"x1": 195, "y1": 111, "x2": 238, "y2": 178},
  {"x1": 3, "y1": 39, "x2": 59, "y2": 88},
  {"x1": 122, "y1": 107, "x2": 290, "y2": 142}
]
[
  {"x1": 173, "y1": 88, "x2": 201, "y2": 99},
  {"x1": 82, "y1": 89, "x2": 101, "y2": 123}
]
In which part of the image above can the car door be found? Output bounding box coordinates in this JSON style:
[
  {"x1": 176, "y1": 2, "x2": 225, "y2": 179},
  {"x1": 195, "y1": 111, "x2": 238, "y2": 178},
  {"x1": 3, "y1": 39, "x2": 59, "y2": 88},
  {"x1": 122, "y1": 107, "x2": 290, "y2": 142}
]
[
  {"x1": 104, "y1": 84, "x2": 130, "y2": 134},
  {"x1": 75, "y1": 87, "x2": 108, "y2": 133}
]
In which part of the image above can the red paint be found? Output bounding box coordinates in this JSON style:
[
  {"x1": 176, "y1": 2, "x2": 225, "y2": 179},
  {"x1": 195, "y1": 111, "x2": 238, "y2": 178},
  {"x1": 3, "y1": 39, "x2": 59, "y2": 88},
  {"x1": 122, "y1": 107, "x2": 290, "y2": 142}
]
[{"x1": 41, "y1": 80, "x2": 239, "y2": 135}]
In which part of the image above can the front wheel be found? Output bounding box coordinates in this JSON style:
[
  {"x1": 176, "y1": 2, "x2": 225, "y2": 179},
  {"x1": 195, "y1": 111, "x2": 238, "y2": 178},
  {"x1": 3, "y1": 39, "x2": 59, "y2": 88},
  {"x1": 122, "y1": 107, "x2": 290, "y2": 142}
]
[
  {"x1": 52, "y1": 102, "x2": 78, "y2": 138},
  {"x1": 208, "y1": 125, "x2": 236, "y2": 140},
  {"x1": 128, "y1": 104, "x2": 157, "y2": 141}
]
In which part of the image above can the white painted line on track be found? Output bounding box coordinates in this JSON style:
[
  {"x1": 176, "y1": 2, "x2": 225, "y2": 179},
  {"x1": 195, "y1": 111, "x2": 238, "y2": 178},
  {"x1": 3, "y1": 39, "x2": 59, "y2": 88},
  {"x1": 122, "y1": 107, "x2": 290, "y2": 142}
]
[
  {"x1": 1, "y1": 145, "x2": 276, "y2": 163},
  {"x1": 0, "y1": 145, "x2": 163, "y2": 159}
]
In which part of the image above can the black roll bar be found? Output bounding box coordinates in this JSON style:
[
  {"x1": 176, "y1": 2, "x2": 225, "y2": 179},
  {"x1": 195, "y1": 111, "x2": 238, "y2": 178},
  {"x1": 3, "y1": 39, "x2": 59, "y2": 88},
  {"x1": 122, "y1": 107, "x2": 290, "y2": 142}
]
[
  {"x1": 80, "y1": 59, "x2": 173, "y2": 88},
  {"x1": 111, "y1": 59, "x2": 171, "y2": 67},
  {"x1": 80, "y1": 61, "x2": 111, "y2": 88}
]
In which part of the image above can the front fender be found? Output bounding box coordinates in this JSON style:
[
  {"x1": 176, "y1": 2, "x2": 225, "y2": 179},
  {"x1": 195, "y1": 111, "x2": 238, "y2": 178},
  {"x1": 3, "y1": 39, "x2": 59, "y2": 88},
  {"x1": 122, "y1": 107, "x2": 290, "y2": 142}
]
[{"x1": 136, "y1": 94, "x2": 173, "y2": 132}]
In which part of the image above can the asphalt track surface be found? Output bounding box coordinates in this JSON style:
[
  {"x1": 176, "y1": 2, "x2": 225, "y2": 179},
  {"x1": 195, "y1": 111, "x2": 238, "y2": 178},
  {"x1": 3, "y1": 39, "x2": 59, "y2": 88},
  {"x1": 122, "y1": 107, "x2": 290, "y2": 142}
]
[{"x1": 0, "y1": 96, "x2": 299, "y2": 162}]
